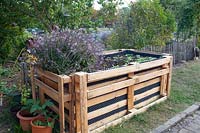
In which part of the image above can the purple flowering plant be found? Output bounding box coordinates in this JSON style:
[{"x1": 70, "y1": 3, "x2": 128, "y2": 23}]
[{"x1": 31, "y1": 29, "x2": 105, "y2": 75}]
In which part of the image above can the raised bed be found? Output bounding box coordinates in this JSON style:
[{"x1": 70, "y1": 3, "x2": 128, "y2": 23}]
[{"x1": 31, "y1": 49, "x2": 173, "y2": 133}]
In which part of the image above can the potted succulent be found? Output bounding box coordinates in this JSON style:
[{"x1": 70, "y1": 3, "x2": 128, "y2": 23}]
[
  {"x1": 16, "y1": 99, "x2": 41, "y2": 131},
  {"x1": 30, "y1": 100, "x2": 57, "y2": 133}
]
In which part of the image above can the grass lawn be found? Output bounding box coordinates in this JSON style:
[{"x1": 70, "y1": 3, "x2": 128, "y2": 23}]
[{"x1": 104, "y1": 61, "x2": 200, "y2": 133}]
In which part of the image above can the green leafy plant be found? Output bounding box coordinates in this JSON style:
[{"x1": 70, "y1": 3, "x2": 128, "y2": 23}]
[
  {"x1": 30, "y1": 100, "x2": 57, "y2": 128},
  {"x1": 0, "y1": 82, "x2": 17, "y2": 95},
  {"x1": 21, "y1": 86, "x2": 31, "y2": 105}
]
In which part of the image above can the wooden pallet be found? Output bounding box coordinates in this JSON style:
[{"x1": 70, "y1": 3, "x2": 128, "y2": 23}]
[{"x1": 31, "y1": 49, "x2": 173, "y2": 133}]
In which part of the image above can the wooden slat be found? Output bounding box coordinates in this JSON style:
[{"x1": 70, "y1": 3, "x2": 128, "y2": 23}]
[
  {"x1": 49, "y1": 104, "x2": 70, "y2": 121},
  {"x1": 30, "y1": 66, "x2": 36, "y2": 99},
  {"x1": 87, "y1": 57, "x2": 170, "y2": 82},
  {"x1": 134, "y1": 77, "x2": 161, "y2": 91},
  {"x1": 35, "y1": 78, "x2": 59, "y2": 102},
  {"x1": 43, "y1": 78, "x2": 58, "y2": 90},
  {"x1": 160, "y1": 64, "x2": 169, "y2": 96},
  {"x1": 75, "y1": 72, "x2": 88, "y2": 133},
  {"x1": 88, "y1": 69, "x2": 168, "y2": 99},
  {"x1": 134, "y1": 87, "x2": 160, "y2": 101},
  {"x1": 61, "y1": 75, "x2": 72, "y2": 83},
  {"x1": 91, "y1": 96, "x2": 168, "y2": 133},
  {"x1": 135, "y1": 95, "x2": 160, "y2": 109},
  {"x1": 88, "y1": 77, "x2": 137, "y2": 99},
  {"x1": 88, "y1": 77, "x2": 128, "y2": 90},
  {"x1": 69, "y1": 75, "x2": 75, "y2": 133},
  {"x1": 64, "y1": 94, "x2": 71, "y2": 102},
  {"x1": 135, "y1": 67, "x2": 162, "y2": 76},
  {"x1": 135, "y1": 68, "x2": 169, "y2": 84},
  {"x1": 64, "y1": 102, "x2": 70, "y2": 110},
  {"x1": 88, "y1": 100, "x2": 127, "y2": 120},
  {"x1": 89, "y1": 110, "x2": 127, "y2": 131},
  {"x1": 128, "y1": 72, "x2": 134, "y2": 110},
  {"x1": 167, "y1": 56, "x2": 173, "y2": 96},
  {"x1": 37, "y1": 68, "x2": 59, "y2": 83},
  {"x1": 88, "y1": 88, "x2": 127, "y2": 107},
  {"x1": 58, "y1": 77, "x2": 65, "y2": 133}
]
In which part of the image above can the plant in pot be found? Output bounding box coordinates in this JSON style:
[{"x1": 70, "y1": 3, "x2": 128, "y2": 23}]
[
  {"x1": 16, "y1": 99, "x2": 41, "y2": 131},
  {"x1": 30, "y1": 100, "x2": 57, "y2": 133}
]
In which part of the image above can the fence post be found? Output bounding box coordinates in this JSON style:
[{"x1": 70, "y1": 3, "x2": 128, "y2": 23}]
[
  {"x1": 127, "y1": 73, "x2": 135, "y2": 111},
  {"x1": 167, "y1": 56, "x2": 173, "y2": 97},
  {"x1": 160, "y1": 64, "x2": 168, "y2": 96},
  {"x1": 30, "y1": 65, "x2": 36, "y2": 100},
  {"x1": 69, "y1": 75, "x2": 75, "y2": 133},
  {"x1": 58, "y1": 76, "x2": 65, "y2": 133},
  {"x1": 75, "y1": 72, "x2": 88, "y2": 133}
]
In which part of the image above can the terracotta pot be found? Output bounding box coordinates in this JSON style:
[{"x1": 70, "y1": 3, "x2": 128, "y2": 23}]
[
  {"x1": 16, "y1": 110, "x2": 40, "y2": 131},
  {"x1": 31, "y1": 117, "x2": 53, "y2": 133}
]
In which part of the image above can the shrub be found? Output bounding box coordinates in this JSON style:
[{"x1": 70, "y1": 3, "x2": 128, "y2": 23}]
[{"x1": 31, "y1": 29, "x2": 104, "y2": 75}]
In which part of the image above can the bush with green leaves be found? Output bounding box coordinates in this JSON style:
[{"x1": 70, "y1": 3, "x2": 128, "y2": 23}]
[
  {"x1": 31, "y1": 29, "x2": 105, "y2": 75},
  {"x1": 106, "y1": 0, "x2": 176, "y2": 49}
]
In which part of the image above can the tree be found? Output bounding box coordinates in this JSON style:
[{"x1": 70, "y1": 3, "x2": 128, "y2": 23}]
[
  {"x1": 1, "y1": 0, "x2": 119, "y2": 63},
  {"x1": 177, "y1": 0, "x2": 200, "y2": 43},
  {"x1": 97, "y1": 0, "x2": 122, "y2": 27},
  {"x1": 107, "y1": 0, "x2": 176, "y2": 49}
]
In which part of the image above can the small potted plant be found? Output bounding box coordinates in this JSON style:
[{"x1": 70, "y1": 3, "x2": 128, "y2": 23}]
[
  {"x1": 30, "y1": 100, "x2": 57, "y2": 133},
  {"x1": 16, "y1": 99, "x2": 41, "y2": 131}
]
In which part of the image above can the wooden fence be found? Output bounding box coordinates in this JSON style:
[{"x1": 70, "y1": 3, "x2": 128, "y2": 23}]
[
  {"x1": 31, "y1": 50, "x2": 173, "y2": 133},
  {"x1": 139, "y1": 39, "x2": 196, "y2": 65}
]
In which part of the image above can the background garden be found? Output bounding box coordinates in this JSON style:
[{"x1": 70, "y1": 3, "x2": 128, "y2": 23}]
[{"x1": 0, "y1": 0, "x2": 200, "y2": 132}]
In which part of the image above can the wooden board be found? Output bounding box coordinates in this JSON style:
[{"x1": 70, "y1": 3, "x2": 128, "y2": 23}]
[
  {"x1": 90, "y1": 96, "x2": 168, "y2": 133},
  {"x1": 134, "y1": 87, "x2": 160, "y2": 101},
  {"x1": 89, "y1": 110, "x2": 127, "y2": 131},
  {"x1": 88, "y1": 100, "x2": 127, "y2": 120},
  {"x1": 88, "y1": 88, "x2": 127, "y2": 107},
  {"x1": 87, "y1": 57, "x2": 170, "y2": 82},
  {"x1": 88, "y1": 77, "x2": 137, "y2": 99},
  {"x1": 135, "y1": 95, "x2": 160, "y2": 109}
]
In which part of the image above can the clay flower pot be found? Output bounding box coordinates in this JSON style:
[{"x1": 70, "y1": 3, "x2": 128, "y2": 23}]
[
  {"x1": 16, "y1": 110, "x2": 40, "y2": 131},
  {"x1": 31, "y1": 117, "x2": 53, "y2": 133}
]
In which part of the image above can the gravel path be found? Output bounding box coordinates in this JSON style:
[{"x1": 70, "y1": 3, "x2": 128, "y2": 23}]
[{"x1": 163, "y1": 110, "x2": 200, "y2": 133}]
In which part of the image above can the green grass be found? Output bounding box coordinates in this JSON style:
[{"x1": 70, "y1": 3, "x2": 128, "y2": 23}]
[{"x1": 104, "y1": 61, "x2": 200, "y2": 133}]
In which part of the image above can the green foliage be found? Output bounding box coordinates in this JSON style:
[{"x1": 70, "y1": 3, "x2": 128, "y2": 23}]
[
  {"x1": 0, "y1": 82, "x2": 17, "y2": 95},
  {"x1": 177, "y1": 0, "x2": 200, "y2": 42},
  {"x1": 0, "y1": 0, "x2": 119, "y2": 63},
  {"x1": 30, "y1": 100, "x2": 57, "y2": 128},
  {"x1": 106, "y1": 0, "x2": 176, "y2": 49},
  {"x1": 0, "y1": 66, "x2": 10, "y2": 77},
  {"x1": 97, "y1": 0, "x2": 122, "y2": 27},
  {"x1": 21, "y1": 86, "x2": 31, "y2": 105}
]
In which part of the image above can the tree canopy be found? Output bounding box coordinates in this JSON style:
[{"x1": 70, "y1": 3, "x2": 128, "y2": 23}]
[{"x1": 107, "y1": 0, "x2": 176, "y2": 49}]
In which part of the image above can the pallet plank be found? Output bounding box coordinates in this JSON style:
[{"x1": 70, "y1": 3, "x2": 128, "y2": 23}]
[
  {"x1": 35, "y1": 78, "x2": 59, "y2": 102},
  {"x1": 88, "y1": 77, "x2": 137, "y2": 99},
  {"x1": 88, "y1": 88, "x2": 127, "y2": 107},
  {"x1": 88, "y1": 100, "x2": 127, "y2": 120},
  {"x1": 87, "y1": 57, "x2": 170, "y2": 82}
]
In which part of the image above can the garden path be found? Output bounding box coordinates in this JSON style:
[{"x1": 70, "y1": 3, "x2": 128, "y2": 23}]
[{"x1": 163, "y1": 110, "x2": 200, "y2": 133}]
